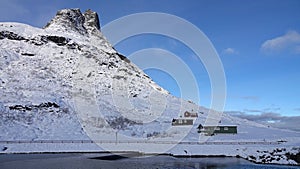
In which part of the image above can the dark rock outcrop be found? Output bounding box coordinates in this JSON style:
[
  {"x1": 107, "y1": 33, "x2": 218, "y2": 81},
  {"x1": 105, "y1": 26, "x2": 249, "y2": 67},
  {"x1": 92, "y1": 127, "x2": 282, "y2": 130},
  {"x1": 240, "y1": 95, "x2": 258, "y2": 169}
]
[
  {"x1": 83, "y1": 9, "x2": 101, "y2": 32},
  {"x1": 44, "y1": 8, "x2": 87, "y2": 34},
  {"x1": 44, "y1": 8, "x2": 102, "y2": 36}
]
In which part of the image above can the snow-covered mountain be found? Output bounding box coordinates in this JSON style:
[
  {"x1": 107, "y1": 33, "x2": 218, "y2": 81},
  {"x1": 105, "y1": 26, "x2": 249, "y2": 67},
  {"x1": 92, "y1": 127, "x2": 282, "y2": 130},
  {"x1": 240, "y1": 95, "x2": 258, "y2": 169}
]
[
  {"x1": 0, "y1": 8, "x2": 299, "y2": 165},
  {"x1": 0, "y1": 8, "x2": 201, "y2": 144}
]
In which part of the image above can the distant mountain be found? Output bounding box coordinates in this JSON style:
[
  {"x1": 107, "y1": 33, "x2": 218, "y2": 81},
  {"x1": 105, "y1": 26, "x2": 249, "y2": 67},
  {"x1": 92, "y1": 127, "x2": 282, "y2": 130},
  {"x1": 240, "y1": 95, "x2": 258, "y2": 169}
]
[{"x1": 0, "y1": 8, "x2": 299, "y2": 165}]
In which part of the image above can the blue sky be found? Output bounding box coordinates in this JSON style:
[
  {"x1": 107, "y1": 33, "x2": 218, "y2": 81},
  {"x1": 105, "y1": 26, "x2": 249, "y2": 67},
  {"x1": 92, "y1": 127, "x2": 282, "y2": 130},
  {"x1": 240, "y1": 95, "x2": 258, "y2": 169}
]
[{"x1": 0, "y1": 0, "x2": 299, "y2": 119}]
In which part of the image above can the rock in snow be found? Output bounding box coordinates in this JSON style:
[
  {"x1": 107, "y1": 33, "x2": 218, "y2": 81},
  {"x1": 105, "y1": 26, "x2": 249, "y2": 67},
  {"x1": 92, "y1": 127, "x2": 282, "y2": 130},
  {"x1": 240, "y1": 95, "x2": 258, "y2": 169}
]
[{"x1": 0, "y1": 8, "x2": 299, "y2": 165}]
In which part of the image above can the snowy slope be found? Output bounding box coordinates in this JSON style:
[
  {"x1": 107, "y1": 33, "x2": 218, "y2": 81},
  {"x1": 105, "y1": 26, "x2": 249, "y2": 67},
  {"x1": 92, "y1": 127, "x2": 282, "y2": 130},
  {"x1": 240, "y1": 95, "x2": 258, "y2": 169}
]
[
  {"x1": 0, "y1": 8, "x2": 190, "y2": 143},
  {"x1": 0, "y1": 8, "x2": 299, "y2": 165}
]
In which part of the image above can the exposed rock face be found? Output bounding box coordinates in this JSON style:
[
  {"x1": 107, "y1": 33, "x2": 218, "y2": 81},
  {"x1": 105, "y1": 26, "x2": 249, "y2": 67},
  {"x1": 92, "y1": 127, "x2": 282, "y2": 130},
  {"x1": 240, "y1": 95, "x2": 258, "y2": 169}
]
[
  {"x1": 44, "y1": 8, "x2": 114, "y2": 50},
  {"x1": 44, "y1": 8, "x2": 87, "y2": 34},
  {"x1": 0, "y1": 31, "x2": 27, "y2": 40},
  {"x1": 83, "y1": 9, "x2": 101, "y2": 33},
  {"x1": 44, "y1": 8, "x2": 102, "y2": 37}
]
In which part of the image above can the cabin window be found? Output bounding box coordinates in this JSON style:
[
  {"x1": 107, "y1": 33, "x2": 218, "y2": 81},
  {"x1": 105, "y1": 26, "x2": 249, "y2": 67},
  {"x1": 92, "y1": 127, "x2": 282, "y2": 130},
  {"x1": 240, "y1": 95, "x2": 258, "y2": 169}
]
[
  {"x1": 184, "y1": 120, "x2": 187, "y2": 123},
  {"x1": 179, "y1": 120, "x2": 182, "y2": 124},
  {"x1": 224, "y1": 127, "x2": 228, "y2": 130},
  {"x1": 216, "y1": 127, "x2": 220, "y2": 130}
]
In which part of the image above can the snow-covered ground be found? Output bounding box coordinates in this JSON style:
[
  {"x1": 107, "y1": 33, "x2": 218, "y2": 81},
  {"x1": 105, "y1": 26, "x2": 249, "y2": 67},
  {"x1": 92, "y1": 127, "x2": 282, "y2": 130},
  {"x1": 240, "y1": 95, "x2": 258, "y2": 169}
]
[{"x1": 0, "y1": 8, "x2": 299, "y2": 165}]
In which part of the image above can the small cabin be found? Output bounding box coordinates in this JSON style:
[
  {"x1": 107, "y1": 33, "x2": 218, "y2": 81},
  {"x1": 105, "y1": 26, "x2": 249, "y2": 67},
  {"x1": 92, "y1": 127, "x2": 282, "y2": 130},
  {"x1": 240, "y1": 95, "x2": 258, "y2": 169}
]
[
  {"x1": 198, "y1": 125, "x2": 237, "y2": 135},
  {"x1": 184, "y1": 111, "x2": 198, "y2": 118},
  {"x1": 172, "y1": 118, "x2": 193, "y2": 126}
]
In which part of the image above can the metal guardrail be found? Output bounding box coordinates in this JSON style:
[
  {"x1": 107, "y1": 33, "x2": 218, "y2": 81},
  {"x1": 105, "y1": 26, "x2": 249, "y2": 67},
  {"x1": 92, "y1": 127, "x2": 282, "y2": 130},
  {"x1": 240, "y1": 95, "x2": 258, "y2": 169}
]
[{"x1": 0, "y1": 140, "x2": 281, "y2": 145}]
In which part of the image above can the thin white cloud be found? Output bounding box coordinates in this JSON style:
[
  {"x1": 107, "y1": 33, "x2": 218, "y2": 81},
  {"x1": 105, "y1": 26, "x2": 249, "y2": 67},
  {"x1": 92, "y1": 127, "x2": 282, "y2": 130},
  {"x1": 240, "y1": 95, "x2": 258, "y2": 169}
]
[
  {"x1": 222, "y1": 48, "x2": 238, "y2": 55},
  {"x1": 294, "y1": 108, "x2": 300, "y2": 112},
  {"x1": 294, "y1": 45, "x2": 300, "y2": 54},
  {"x1": 240, "y1": 96, "x2": 259, "y2": 101},
  {"x1": 243, "y1": 109, "x2": 262, "y2": 113},
  {"x1": 261, "y1": 30, "x2": 300, "y2": 54},
  {"x1": 226, "y1": 110, "x2": 300, "y2": 132}
]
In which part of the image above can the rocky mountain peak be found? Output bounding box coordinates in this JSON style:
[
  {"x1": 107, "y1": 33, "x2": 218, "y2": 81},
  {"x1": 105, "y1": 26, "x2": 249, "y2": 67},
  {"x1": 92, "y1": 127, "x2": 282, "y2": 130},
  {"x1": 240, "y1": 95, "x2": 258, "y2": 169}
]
[
  {"x1": 44, "y1": 8, "x2": 101, "y2": 36},
  {"x1": 83, "y1": 9, "x2": 101, "y2": 32}
]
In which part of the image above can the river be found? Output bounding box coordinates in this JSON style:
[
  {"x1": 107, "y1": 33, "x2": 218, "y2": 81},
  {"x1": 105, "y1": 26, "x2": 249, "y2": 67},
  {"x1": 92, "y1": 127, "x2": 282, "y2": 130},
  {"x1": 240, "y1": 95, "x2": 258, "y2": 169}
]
[{"x1": 0, "y1": 153, "x2": 299, "y2": 169}]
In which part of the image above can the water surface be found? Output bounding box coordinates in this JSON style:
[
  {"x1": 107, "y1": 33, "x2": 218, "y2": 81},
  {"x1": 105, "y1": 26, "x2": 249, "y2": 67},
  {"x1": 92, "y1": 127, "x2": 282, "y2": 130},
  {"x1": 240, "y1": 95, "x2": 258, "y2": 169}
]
[{"x1": 0, "y1": 153, "x2": 299, "y2": 169}]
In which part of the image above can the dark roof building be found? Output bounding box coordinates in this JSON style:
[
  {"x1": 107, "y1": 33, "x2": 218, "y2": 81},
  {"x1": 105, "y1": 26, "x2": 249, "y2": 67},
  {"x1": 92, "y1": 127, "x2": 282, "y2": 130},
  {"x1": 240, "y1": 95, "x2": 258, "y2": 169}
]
[
  {"x1": 172, "y1": 118, "x2": 194, "y2": 126},
  {"x1": 198, "y1": 125, "x2": 237, "y2": 136}
]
